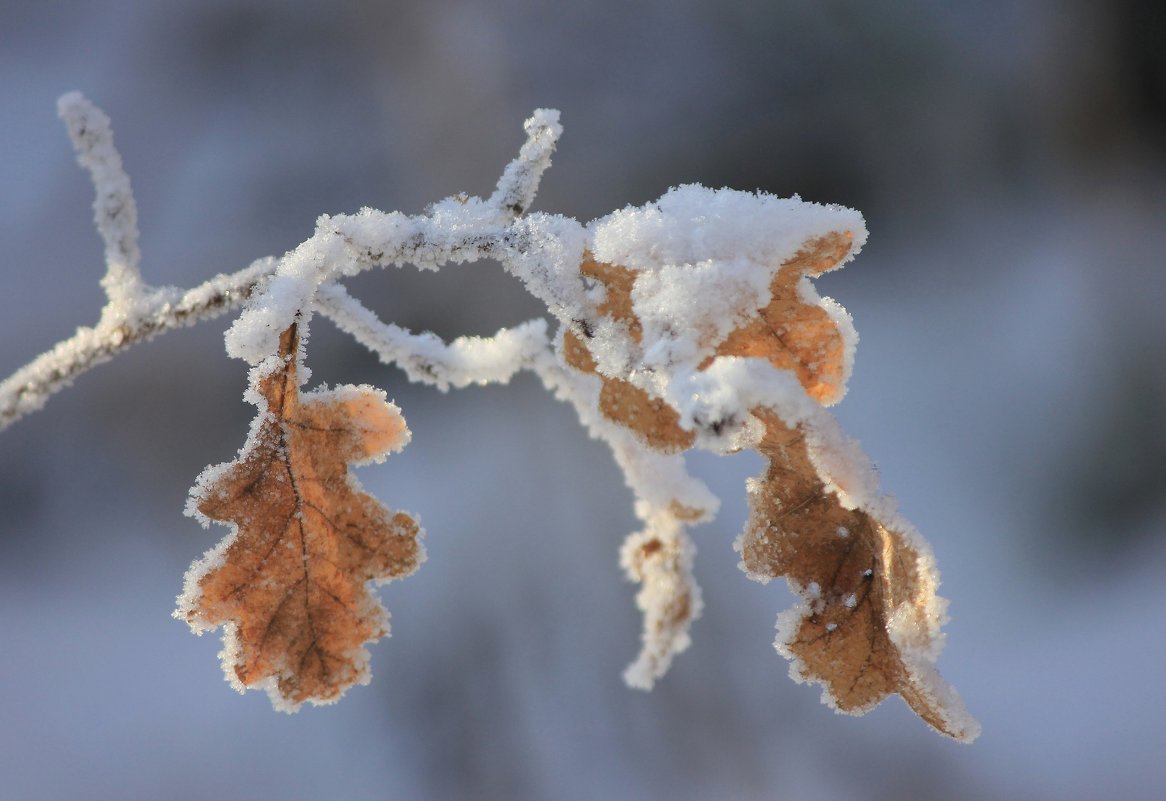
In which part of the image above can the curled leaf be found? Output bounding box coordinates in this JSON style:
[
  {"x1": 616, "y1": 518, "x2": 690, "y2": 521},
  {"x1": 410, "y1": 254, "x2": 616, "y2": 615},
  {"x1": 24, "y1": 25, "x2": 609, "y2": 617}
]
[
  {"x1": 737, "y1": 409, "x2": 979, "y2": 741},
  {"x1": 562, "y1": 254, "x2": 696, "y2": 453},
  {"x1": 563, "y1": 230, "x2": 857, "y2": 452},
  {"x1": 178, "y1": 325, "x2": 423, "y2": 711},
  {"x1": 711, "y1": 232, "x2": 855, "y2": 405}
]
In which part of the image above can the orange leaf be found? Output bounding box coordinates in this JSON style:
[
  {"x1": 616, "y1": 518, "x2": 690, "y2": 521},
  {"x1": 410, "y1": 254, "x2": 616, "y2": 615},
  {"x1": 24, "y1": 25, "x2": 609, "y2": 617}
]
[
  {"x1": 562, "y1": 311, "x2": 695, "y2": 453},
  {"x1": 177, "y1": 325, "x2": 422, "y2": 711},
  {"x1": 738, "y1": 409, "x2": 978, "y2": 741},
  {"x1": 563, "y1": 231, "x2": 856, "y2": 452},
  {"x1": 561, "y1": 226, "x2": 975, "y2": 739},
  {"x1": 711, "y1": 231, "x2": 854, "y2": 405}
]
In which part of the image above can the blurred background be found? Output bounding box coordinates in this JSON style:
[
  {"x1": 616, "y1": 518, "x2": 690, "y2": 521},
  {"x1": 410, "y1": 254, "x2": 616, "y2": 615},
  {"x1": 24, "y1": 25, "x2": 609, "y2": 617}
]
[{"x1": 2, "y1": 1, "x2": 1164, "y2": 799}]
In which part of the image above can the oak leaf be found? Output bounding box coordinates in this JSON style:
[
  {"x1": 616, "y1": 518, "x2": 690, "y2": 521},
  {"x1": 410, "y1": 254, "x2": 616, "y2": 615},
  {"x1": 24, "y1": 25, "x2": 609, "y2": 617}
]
[
  {"x1": 711, "y1": 231, "x2": 854, "y2": 405},
  {"x1": 560, "y1": 227, "x2": 976, "y2": 740},
  {"x1": 562, "y1": 231, "x2": 856, "y2": 451},
  {"x1": 177, "y1": 325, "x2": 422, "y2": 711},
  {"x1": 737, "y1": 409, "x2": 979, "y2": 741}
]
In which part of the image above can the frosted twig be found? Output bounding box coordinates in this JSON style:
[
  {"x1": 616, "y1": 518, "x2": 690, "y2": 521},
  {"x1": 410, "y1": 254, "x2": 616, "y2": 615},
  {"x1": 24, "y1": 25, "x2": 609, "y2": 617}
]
[
  {"x1": 2, "y1": 100, "x2": 564, "y2": 431},
  {"x1": 226, "y1": 108, "x2": 565, "y2": 368},
  {"x1": 317, "y1": 275, "x2": 715, "y2": 684},
  {"x1": 486, "y1": 108, "x2": 562, "y2": 218},
  {"x1": 0, "y1": 258, "x2": 274, "y2": 433},
  {"x1": 1, "y1": 92, "x2": 283, "y2": 432},
  {"x1": 618, "y1": 506, "x2": 702, "y2": 689},
  {"x1": 57, "y1": 92, "x2": 145, "y2": 314},
  {"x1": 227, "y1": 208, "x2": 509, "y2": 366},
  {"x1": 315, "y1": 282, "x2": 551, "y2": 391}
]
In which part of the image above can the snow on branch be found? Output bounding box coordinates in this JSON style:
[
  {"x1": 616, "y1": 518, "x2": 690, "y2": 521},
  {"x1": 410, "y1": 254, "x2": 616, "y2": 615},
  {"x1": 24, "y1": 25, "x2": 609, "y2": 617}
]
[
  {"x1": 0, "y1": 257, "x2": 272, "y2": 432},
  {"x1": 315, "y1": 283, "x2": 551, "y2": 391},
  {"x1": 1, "y1": 93, "x2": 978, "y2": 741},
  {"x1": 57, "y1": 91, "x2": 145, "y2": 312},
  {"x1": 222, "y1": 109, "x2": 563, "y2": 370},
  {"x1": 0, "y1": 95, "x2": 563, "y2": 431}
]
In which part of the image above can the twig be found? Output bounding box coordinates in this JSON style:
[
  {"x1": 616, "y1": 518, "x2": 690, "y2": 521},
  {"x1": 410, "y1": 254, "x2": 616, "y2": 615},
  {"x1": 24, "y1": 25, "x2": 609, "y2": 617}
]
[
  {"x1": 487, "y1": 108, "x2": 562, "y2": 217},
  {"x1": 225, "y1": 110, "x2": 564, "y2": 367},
  {"x1": 57, "y1": 91, "x2": 145, "y2": 314},
  {"x1": 315, "y1": 282, "x2": 551, "y2": 391},
  {"x1": 1, "y1": 95, "x2": 564, "y2": 431},
  {"x1": 0, "y1": 258, "x2": 274, "y2": 432}
]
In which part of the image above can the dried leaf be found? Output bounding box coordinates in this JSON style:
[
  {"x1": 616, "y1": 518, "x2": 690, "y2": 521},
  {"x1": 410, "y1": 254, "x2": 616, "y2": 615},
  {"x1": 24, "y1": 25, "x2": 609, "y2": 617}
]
[
  {"x1": 711, "y1": 232, "x2": 854, "y2": 404},
  {"x1": 563, "y1": 232, "x2": 856, "y2": 451},
  {"x1": 580, "y1": 253, "x2": 641, "y2": 342},
  {"x1": 178, "y1": 325, "x2": 422, "y2": 711},
  {"x1": 738, "y1": 409, "x2": 979, "y2": 741},
  {"x1": 563, "y1": 255, "x2": 695, "y2": 453},
  {"x1": 560, "y1": 232, "x2": 975, "y2": 739}
]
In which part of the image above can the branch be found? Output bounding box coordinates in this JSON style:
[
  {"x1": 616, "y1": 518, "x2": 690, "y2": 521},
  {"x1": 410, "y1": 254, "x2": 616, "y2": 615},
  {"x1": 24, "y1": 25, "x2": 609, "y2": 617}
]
[
  {"x1": 0, "y1": 258, "x2": 274, "y2": 432},
  {"x1": 225, "y1": 110, "x2": 565, "y2": 368},
  {"x1": 57, "y1": 91, "x2": 145, "y2": 313},
  {"x1": 4, "y1": 94, "x2": 978, "y2": 738},
  {"x1": 487, "y1": 108, "x2": 561, "y2": 217},
  {"x1": 315, "y1": 282, "x2": 551, "y2": 391},
  {"x1": 1, "y1": 93, "x2": 289, "y2": 432},
  {"x1": 317, "y1": 267, "x2": 717, "y2": 688},
  {"x1": 1, "y1": 96, "x2": 564, "y2": 432}
]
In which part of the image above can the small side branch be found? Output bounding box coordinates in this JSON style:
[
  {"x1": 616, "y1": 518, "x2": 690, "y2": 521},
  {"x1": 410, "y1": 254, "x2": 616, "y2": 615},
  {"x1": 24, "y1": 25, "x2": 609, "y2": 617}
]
[
  {"x1": 316, "y1": 283, "x2": 551, "y2": 391},
  {"x1": 0, "y1": 258, "x2": 273, "y2": 432},
  {"x1": 2, "y1": 92, "x2": 287, "y2": 432},
  {"x1": 487, "y1": 108, "x2": 562, "y2": 218},
  {"x1": 322, "y1": 275, "x2": 716, "y2": 687},
  {"x1": 57, "y1": 92, "x2": 145, "y2": 315},
  {"x1": 528, "y1": 353, "x2": 719, "y2": 688}
]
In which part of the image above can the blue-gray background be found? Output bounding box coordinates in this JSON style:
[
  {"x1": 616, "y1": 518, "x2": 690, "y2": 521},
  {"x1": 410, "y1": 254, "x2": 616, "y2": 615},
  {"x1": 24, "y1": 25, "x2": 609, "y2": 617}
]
[{"x1": 2, "y1": 2, "x2": 1164, "y2": 799}]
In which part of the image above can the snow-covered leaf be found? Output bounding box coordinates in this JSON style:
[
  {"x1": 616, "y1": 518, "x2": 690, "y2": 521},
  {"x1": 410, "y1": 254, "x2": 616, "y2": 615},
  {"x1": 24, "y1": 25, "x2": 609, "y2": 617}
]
[
  {"x1": 738, "y1": 409, "x2": 979, "y2": 742},
  {"x1": 177, "y1": 325, "x2": 423, "y2": 711},
  {"x1": 562, "y1": 223, "x2": 859, "y2": 452}
]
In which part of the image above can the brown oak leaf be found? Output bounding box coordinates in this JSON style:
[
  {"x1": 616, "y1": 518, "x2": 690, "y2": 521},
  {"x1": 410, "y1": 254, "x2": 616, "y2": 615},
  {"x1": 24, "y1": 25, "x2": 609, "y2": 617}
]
[
  {"x1": 177, "y1": 324, "x2": 422, "y2": 711},
  {"x1": 737, "y1": 409, "x2": 979, "y2": 741},
  {"x1": 559, "y1": 230, "x2": 976, "y2": 739},
  {"x1": 711, "y1": 231, "x2": 854, "y2": 405},
  {"x1": 562, "y1": 231, "x2": 856, "y2": 451},
  {"x1": 562, "y1": 254, "x2": 696, "y2": 453}
]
